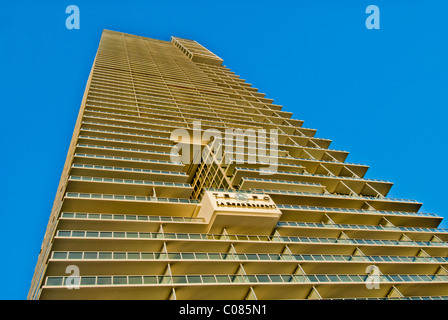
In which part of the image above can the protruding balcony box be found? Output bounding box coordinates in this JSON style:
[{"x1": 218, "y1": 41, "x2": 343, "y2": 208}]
[{"x1": 196, "y1": 190, "x2": 282, "y2": 234}]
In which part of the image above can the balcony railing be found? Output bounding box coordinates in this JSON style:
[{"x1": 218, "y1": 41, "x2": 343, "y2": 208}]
[
  {"x1": 44, "y1": 273, "x2": 448, "y2": 287},
  {"x1": 51, "y1": 250, "x2": 448, "y2": 264},
  {"x1": 64, "y1": 193, "x2": 198, "y2": 204},
  {"x1": 276, "y1": 204, "x2": 438, "y2": 218},
  {"x1": 60, "y1": 212, "x2": 204, "y2": 223},
  {"x1": 277, "y1": 221, "x2": 448, "y2": 234},
  {"x1": 55, "y1": 230, "x2": 448, "y2": 247}
]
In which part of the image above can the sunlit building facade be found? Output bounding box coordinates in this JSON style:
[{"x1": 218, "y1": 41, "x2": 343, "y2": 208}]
[{"x1": 29, "y1": 30, "x2": 448, "y2": 300}]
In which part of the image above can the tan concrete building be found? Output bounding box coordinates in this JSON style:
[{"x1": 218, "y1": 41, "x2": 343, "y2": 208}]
[{"x1": 29, "y1": 30, "x2": 448, "y2": 300}]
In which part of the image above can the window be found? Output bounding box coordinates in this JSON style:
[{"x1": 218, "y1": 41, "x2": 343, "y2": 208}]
[
  {"x1": 46, "y1": 277, "x2": 63, "y2": 286},
  {"x1": 97, "y1": 277, "x2": 112, "y2": 285},
  {"x1": 81, "y1": 277, "x2": 96, "y2": 286},
  {"x1": 99, "y1": 252, "x2": 112, "y2": 259},
  {"x1": 53, "y1": 252, "x2": 67, "y2": 259},
  {"x1": 84, "y1": 252, "x2": 98, "y2": 259},
  {"x1": 128, "y1": 276, "x2": 143, "y2": 285},
  {"x1": 113, "y1": 276, "x2": 127, "y2": 285},
  {"x1": 68, "y1": 252, "x2": 82, "y2": 260}
]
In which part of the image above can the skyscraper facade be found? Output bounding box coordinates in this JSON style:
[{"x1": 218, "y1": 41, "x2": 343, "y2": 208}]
[{"x1": 29, "y1": 30, "x2": 448, "y2": 300}]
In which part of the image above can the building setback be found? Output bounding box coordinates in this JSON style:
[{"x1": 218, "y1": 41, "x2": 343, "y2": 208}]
[{"x1": 29, "y1": 30, "x2": 448, "y2": 300}]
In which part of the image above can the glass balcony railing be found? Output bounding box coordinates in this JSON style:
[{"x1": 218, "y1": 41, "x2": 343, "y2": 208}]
[
  {"x1": 80, "y1": 127, "x2": 170, "y2": 142},
  {"x1": 76, "y1": 143, "x2": 176, "y2": 157},
  {"x1": 240, "y1": 177, "x2": 323, "y2": 187},
  {"x1": 64, "y1": 193, "x2": 198, "y2": 204},
  {"x1": 277, "y1": 221, "x2": 448, "y2": 234},
  {"x1": 82, "y1": 120, "x2": 172, "y2": 134},
  {"x1": 68, "y1": 175, "x2": 190, "y2": 187},
  {"x1": 51, "y1": 250, "x2": 448, "y2": 264},
  {"x1": 72, "y1": 163, "x2": 182, "y2": 174},
  {"x1": 44, "y1": 273, "x2": 448, "y2": 287},
  {"x1": 85, "y1": 107, "x2": 189, "y2": 128},
  {"x1": 55, "y1": 230, "x2": 448, "y2": 247},
  {"x1": 276, "y1": 204, "x2": 438, "y2": 218},
  {"x1": 83, "y1": 110, "x2": 191, "y2": 131},
  {"x1": 60, "y1": 212, "x2": 204, "y2": 223},
  {"x1": 224, "y1": 150, "x2": 365, "y2": 167},
  {"x1": 78, "y1": 135, "x2": 174, "y2": 149},
  {"x1": 74, "y1": 153, "x2": 180, "y2": 165},
  {"x1": 254, "y1": 189, "x2": 420, "y2": 204}
]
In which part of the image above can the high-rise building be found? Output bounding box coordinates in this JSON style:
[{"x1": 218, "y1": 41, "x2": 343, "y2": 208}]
[{"x1": 29, "y1": 30, "x2": 448, "y2": 300}]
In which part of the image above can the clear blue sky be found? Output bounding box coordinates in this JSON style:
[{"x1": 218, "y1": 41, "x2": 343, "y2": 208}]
[{"x1": 0, "y1": 0, "x2": 447, "y2": 300}]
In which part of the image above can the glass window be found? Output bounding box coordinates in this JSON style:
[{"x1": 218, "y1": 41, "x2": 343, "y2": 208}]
[
  {"x1": 230, "y1": 275, "x2": 244, "y2": 283},
  {"x1": 97, "y1": 277, "x2": 112, "y2": 285},
  {"x1": 216, "y1": 275, "x2": 231, "y2": 283},
  {"x1": 143, "y1": 276, "x2": 157, "y2": 284},
  {"x1": 128, "y1": 253, "x2": 140, "y2": 259},
  {"x1": 58, "y1": 231, "x2": 71, "y2": 237},
  {"x1": 72, "y1": 231, "x2": 85, "y2": 237},
  {"x1": 113, "y1": 276, "x2": 127, "y2": 285},
  {"x1": 68, "y1": 252, "x2": 82, "y2": 260},
  {"x1": 258, "y1": 254, "x2": 269, "y2": 260},
  {"x1": 80, "y1": 277, "x2": 96, "y2": 285},
  {"x1": 202, "y1": 275, "x2": 216, "y2": 283},
  {"x1": 128, "y1": 276, "x2": 143, "y2": 285},
  {"x1": 188, "y1": 276, "x2": 202, "y2": 283},
  {"x1": 100, "y1": 232, "x2": 112, "y2": 238},
  {"x1": 141, "y1": 253, "x2": 154, "y2": 260},
  {"x1": 182, "y1": 253, "x2": 194, "y2": 260},
  {"x1": 328, "y1": 275, "x2": 340, "y2": 282},
  {"x1": 390, "y1": 275, "x2": 402, "y2": 282},
  {"x1": 400, "y1": 275, "x2": 411, "y2": 282},
  {"x1": 348, "y1": 275, "x2": 363, "y2": 282},
  {"x1": 172, "y1": 276, "x2": 187, "y2": 284},
  {"x1": 113, "y1": 252, "x2": 126, "y2": 259},
  {"x1": 256, "y1": 275, "x2": 270, "y2": 283},
  {"x1": 195, "y1": 253, "x2": 208, "y2": 260},
  {"x1": 316, "y1": 275, "x2": 329, "y2": 282},
  {"x1": 98, "y1": 252, "x2": 112, "y2": 259},
  {"x1": 269, "y1": 275, "x2": 282, "y2": 283},
  {"x1": 114, "y1": 232, "x2": 125, "y2": 238},
  {"x1": 419, "y1": 275, "x2": 432, "y2": 281},
  {"x1": 46, "y1": 277, "x2": 63, "y2": 286},
  {"x1": 139, "y1": 233, "x2": 151, "y2": 238},
  {"x1": 86, "y1": 231, "x2": 99, "y2": 238},
  {"x1": 208, "y1": 253, "x2": 220, "y2": 260},
  {"x1": 307, "y1": 275, "x2": 319, "y2": 282},
  {"x1": 323, "y1": 255, "x2": 335, "y2": 261},
  {"x1": 293, "y1": 275, "x2": 305, "y2": 282},
  {"x1": 84, "y1": 252, "x2": 98, "y2": 259},
  {"x1": 339, "y1": 275, "x2": 351, "y2": 282},
  {"x1": 52, "y1": 252, "x2": 67, "y2": 260}
]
